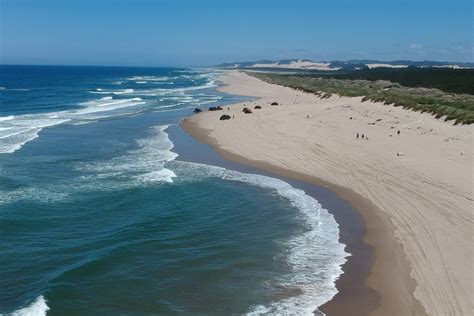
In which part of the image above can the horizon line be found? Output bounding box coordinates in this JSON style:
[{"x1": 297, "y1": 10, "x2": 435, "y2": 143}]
[{"x1": 1, "y1": 58, "x2": 474, "y2": 69}]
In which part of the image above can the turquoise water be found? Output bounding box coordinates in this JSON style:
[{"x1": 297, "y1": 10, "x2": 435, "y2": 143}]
[{"x1": 0, "y1": 66, "x2": 347, "y2": 315}]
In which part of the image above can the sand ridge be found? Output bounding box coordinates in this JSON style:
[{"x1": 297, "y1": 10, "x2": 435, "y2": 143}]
[{"x1": 184, "y1": 70, "x2": 473, "y2": 315}]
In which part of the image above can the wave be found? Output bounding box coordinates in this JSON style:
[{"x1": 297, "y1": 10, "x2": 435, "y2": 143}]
[
  {"x1": 77, "y1": 97, "x2": 145, "y2": 115},
  {"x1": 153, "y1": 103, "x2": 184, "y2": 110},
  {"x1": 1, "y1": 120, "x2": 347, "y2": 314},
  {"x1": 194, "y1": 99, "x2": 219, "y2": 106},
  {"x1": 151, "y1": 106, "x2": 196, "y2": 114},
  {"x1": 134, "y1": 168, "x2": 176, "y2": 184},
  {"x1": 0, "y1": 185, "x2": 70, "y2": 205},
  {"x1": 0, "y1": 96, "x2": 146, "y2": 154},
  {"x1": 0, "y1": 70, "x2": 217, "y2": 155},
  {"x1": 113, "y1": 89, "x2": 134, "y2": 95},
  {"x1": 8, "y1": 295, "x2": 49, "y2": 316},
  {"x1": 171, "y1": 161, "x2": 349, "y2": 315},
  {"x1": 75, "y1": 125, "x2": 178, "y2": 186},
  {"x1": 179, "y1": 80, "x2": 217, "y2": 92},
  {"x1": 159, "y1": 95, "x2": 194, "y2": 102},
  {"x1": 0, "y1": 125, "x2": 178, "y2": 205},
  {"x1": 80, "y1": 97, "x2": 142, "y2": 107},
  {"x1": 0, "y1": 88, "x2": 31, "y2": 92},
  {"x1": 0, "y1": 129, "x2": 40, "y2": 153},
  {"x1": 0, "y1": 117, "x2": 70, "y2": 154},
  {"x1": 158, "y1": 94, "x2": 221, "y2": 105},
  {"x1": 90, "y1": 88, "x2": 134, "y2": 95},
  {"x1": 130, "y1": 81, "x2": 217, "y2": 97},
  {"x1": 0, "y1": 115, "x2": 15, "y2": 122},
  {"x1": 126, "y1": 76, "x2": 171, "y2": 82}
]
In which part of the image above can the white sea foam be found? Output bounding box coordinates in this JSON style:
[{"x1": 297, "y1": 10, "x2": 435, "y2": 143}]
[
  {"x1": 72, "y1": 121, "x2": 97, "y2": 126},
  {"x1": 1, "y1": 125, "x2": 179, "y2": 200},
  {"x1": 135, "y1": 81, "x2": 147, "y2": 84},
  {"x1": 0, "y1": 71, "x2": 217, "y2": 155},
  {"x1": 115, "y1": 89, "x2": 134, "y2": 95},
  {"x1": 1, "y1": 88, "x2": 31, "y2": 92},
  {"x1": 76, "y1": 97, "x2": 145, "y2": 114},
  {"x1": 158, "y1": 95, "x2": 195, "y2": 103},
  {"x1": 0, "y1": 187, "x2": 69, "y2": 205},
  {"x1": 134, "y1": 168, "x2": 176, "y2": 184},
  {"x1": 126, "y1": 76, "x2": 171, "y2": 82},
  {"x1": 180, "y1": 80, "x2": 216, "y2": 91},
  {"x1": 194, "y1": 99, "x2": 219, "y2": 106},
  {"x1": 130, "y1": 80, "x2": 217, "y2": 97},
  {"x1": 0, "y1": 117, "x2": 70, "y2": 154},
  {"x1": 171, "y1": 161, "x2": 349, "y2": 315},
  {"x1": 90, "y1": 88, "x2": 134, "y2": 95},
  {"x1": 0, "y1": 115, "x2": 14, "y2": 122},
  {"x1": 81, "y1": 97, "x2": 142, "y2": 107},
  {"x1": 0, "y1": 95, "x2": 146, "y2": 154},
  {"x1": 0, "y1": 128, "x2": 39, "y2": 153},
  {"x1": 1, "y1": 117, "x2": 347, "y2": 314},
  {"x1": 8, "y1": 295, "x2": 49, "y2": 316},
  {"x1": 75, "y1": 125, "x2": 178, "y2": 186},
  {"x1": 153, "y1": 103, "x2": 184, "y2": 110}
]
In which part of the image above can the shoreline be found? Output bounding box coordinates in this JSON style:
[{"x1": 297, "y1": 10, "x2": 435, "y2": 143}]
[
  {"x1": 180, "y1": 70, "x2": 472, "y2": 315},
  {"x1": 181, "y1": 119, "x2": 419, "y2": 315},
  {"x1": 171, "y1": 123, "x2": 378, "y2": 315}
]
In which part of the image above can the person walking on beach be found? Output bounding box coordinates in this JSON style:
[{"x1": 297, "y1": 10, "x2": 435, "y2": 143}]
[
  {"x1": 356, "y1": 133, "x2": 359, "y2": 140},
  {"x1": 397, "y1": 130, "x2": 400, "y2": 136},
  {"x1": 361, "y1": 134, "x2": 364, "y2": 140}
]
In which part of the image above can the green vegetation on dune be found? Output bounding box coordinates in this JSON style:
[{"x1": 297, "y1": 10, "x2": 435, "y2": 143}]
[
  {"x1": 250, "y1": 72, "x2": 474, "y2": 125},
  {"x1": 332, "y1": 67, "x2": 474, "y2": 95}
]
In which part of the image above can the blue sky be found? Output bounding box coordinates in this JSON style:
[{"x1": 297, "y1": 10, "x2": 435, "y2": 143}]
[{"x1": 1, "y1": 0, "x2": 472, "y2": 66}]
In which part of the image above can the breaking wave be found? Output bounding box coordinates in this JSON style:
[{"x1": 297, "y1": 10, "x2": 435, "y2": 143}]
[
  {"x1": 0, "y1": 69, "x2": 219, "y2": 157},
  {"x1": 90, "y1": 88, "x2": 135, "y2": 95},
  {"x1": 170, "y1": 161, "x2": 349, "y2": 315},
  {"x1": 7, "y1": 295, "x2": 49, "y2": 316},
  {"x1": 75, "y1": 125, "x2": 178, "y2": 187}
]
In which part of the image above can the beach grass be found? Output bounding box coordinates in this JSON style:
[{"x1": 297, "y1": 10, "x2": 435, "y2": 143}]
[{"x1": 250, "y1": 73, "x2": 474, "y2": 124}]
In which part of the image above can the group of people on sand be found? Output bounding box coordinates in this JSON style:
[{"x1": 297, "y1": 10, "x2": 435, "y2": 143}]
[
  {"x1": 355, "y1": 133, "x2": 368, "y2": 140},
  {"x1": 355, "y1": 129, "x2": 401, "y2": 141}
]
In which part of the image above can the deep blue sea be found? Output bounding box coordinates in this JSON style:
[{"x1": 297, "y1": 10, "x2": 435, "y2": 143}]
[{"x1": 0, "y1": 65, "x2": 347, "y2": 315}]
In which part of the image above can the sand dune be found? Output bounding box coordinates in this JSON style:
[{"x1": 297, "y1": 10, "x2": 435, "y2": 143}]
[
  {"x1": 252, "y1": 60, "x2": 340, "y2": 71},
  {"x1": 183, "y1": 71, "x2": 473, "y2": 315}
]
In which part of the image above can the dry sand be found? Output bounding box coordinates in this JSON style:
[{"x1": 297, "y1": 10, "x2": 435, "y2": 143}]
[{"x1": 183, "y1": 71, "x2": 473, "y2": 315}]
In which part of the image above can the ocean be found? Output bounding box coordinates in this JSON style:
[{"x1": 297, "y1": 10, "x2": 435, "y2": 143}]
[{"x1": 0, "y1": 65, "x2": 348, "y2": 315}]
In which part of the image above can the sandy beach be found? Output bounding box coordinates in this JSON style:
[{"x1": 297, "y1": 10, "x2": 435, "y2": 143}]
[{"x1": 183, "y1": 71, "x2": 473, "y2": 315}]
